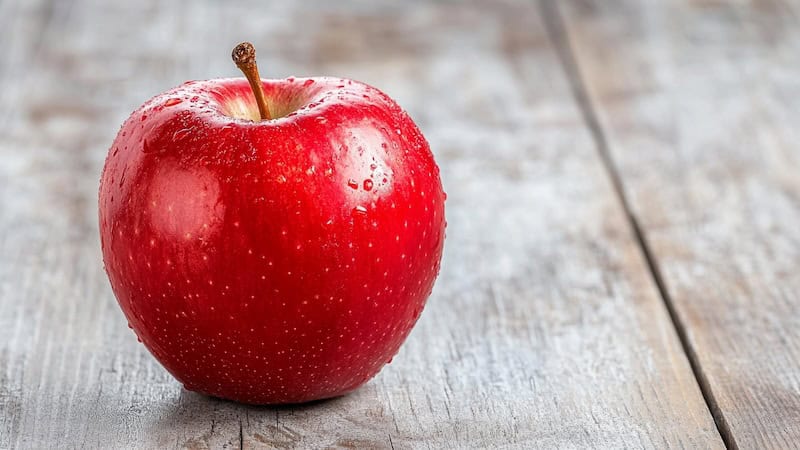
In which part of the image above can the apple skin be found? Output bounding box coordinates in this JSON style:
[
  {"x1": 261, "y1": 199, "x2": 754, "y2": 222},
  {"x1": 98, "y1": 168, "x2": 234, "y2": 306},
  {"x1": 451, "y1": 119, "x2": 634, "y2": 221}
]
[{"x1": 99, "y1": 77, "x2": 445, "y2": 404}]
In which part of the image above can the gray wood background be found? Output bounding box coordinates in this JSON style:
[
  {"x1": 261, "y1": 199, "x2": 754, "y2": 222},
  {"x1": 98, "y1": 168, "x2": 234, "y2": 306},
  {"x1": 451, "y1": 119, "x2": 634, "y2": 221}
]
[{"x1": 0, "y1": 0, "x2": 797, "y2": 448}]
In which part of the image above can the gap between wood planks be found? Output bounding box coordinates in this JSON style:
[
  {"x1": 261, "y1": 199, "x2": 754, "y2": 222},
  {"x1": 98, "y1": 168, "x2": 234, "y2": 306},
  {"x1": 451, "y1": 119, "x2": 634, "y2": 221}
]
[{"x1": 537, "y1": 1, "x2": 736, "y2": 448}]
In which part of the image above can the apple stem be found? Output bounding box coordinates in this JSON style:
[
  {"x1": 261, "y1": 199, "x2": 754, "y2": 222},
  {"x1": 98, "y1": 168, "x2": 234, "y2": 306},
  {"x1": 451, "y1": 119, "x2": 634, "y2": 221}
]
[{"x1": 232, "y1": 42, "x2": 272, "y2": 120}]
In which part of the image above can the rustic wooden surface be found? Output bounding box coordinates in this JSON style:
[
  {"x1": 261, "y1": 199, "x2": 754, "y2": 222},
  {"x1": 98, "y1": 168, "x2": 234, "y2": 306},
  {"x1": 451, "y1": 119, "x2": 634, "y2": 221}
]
[
  {"x1": 0, "y1": 0, "x2": 794, "y2": 448},
  {"x1": 557, "y1": 0, "x2": 800, "y2": 448}
]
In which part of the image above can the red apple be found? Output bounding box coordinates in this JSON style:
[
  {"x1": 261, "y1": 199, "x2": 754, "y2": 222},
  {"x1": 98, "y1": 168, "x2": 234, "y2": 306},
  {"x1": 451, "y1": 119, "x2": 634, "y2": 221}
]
[{"x1": 98, "y1": 44, "x2": 445, "y2": 404}]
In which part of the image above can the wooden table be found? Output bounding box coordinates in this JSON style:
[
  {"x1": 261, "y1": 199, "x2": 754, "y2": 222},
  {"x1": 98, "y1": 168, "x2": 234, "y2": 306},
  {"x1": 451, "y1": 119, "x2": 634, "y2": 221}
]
[{"x1": 2, "y1": 0, "x2": 799, "y2": 448}]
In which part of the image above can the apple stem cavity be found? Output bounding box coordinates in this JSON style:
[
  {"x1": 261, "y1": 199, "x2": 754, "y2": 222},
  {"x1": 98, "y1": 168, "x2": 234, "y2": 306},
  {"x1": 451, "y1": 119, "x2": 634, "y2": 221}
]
[{"x1": 232, "y1": 42, "x2": 272, "y2": 121}]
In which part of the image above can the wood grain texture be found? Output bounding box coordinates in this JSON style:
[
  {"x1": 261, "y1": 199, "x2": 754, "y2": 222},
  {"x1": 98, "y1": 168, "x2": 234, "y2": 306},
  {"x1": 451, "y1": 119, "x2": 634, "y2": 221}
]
[
  {"x1": 0, "y1": 0, "x2": 722, "y2": 448},
  {"x1": 558, "y1": 0, "x2": 800, "y2": 447}
]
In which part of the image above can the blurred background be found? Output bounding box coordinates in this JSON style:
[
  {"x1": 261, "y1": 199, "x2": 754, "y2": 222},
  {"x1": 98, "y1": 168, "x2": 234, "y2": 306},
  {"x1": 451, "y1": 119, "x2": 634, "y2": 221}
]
[{"x1": 2, "y1": 0, "x2": 799, "y2": 448}]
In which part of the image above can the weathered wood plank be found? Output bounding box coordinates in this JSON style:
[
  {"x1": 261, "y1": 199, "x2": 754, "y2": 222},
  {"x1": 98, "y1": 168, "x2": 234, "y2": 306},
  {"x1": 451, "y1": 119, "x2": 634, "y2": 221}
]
[
  {"x1": 558, "y1": 0, "x2": 800, "y2": 447},
  {"x1": 0, "y1": 0, "x2": 722, "y2": 448}
]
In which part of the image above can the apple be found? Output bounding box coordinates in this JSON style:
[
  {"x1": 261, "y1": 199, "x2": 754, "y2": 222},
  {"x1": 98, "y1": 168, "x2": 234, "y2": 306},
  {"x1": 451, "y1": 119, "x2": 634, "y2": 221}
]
[{"x1": 98, "y1": 43, "x2": 445, "y2": 404}]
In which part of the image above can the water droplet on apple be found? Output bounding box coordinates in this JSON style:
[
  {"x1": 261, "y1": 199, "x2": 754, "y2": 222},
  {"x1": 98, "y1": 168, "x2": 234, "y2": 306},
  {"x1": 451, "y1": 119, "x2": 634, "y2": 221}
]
[
  {"x1": 347, "y1": 179, "x2": 358, "y2": 189},
  {"x1": 353, "y1": 205, "x2": 367, "y2": 215},
  {"x1": 363, "y1": 179, "x2": 373, "y2": 191},
  {"x1": 164, "y1": 98, "x2": 182, "y2": 107},
  {"x1": 172, "y1": 128, "x2": 191, "y2": 141}
]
